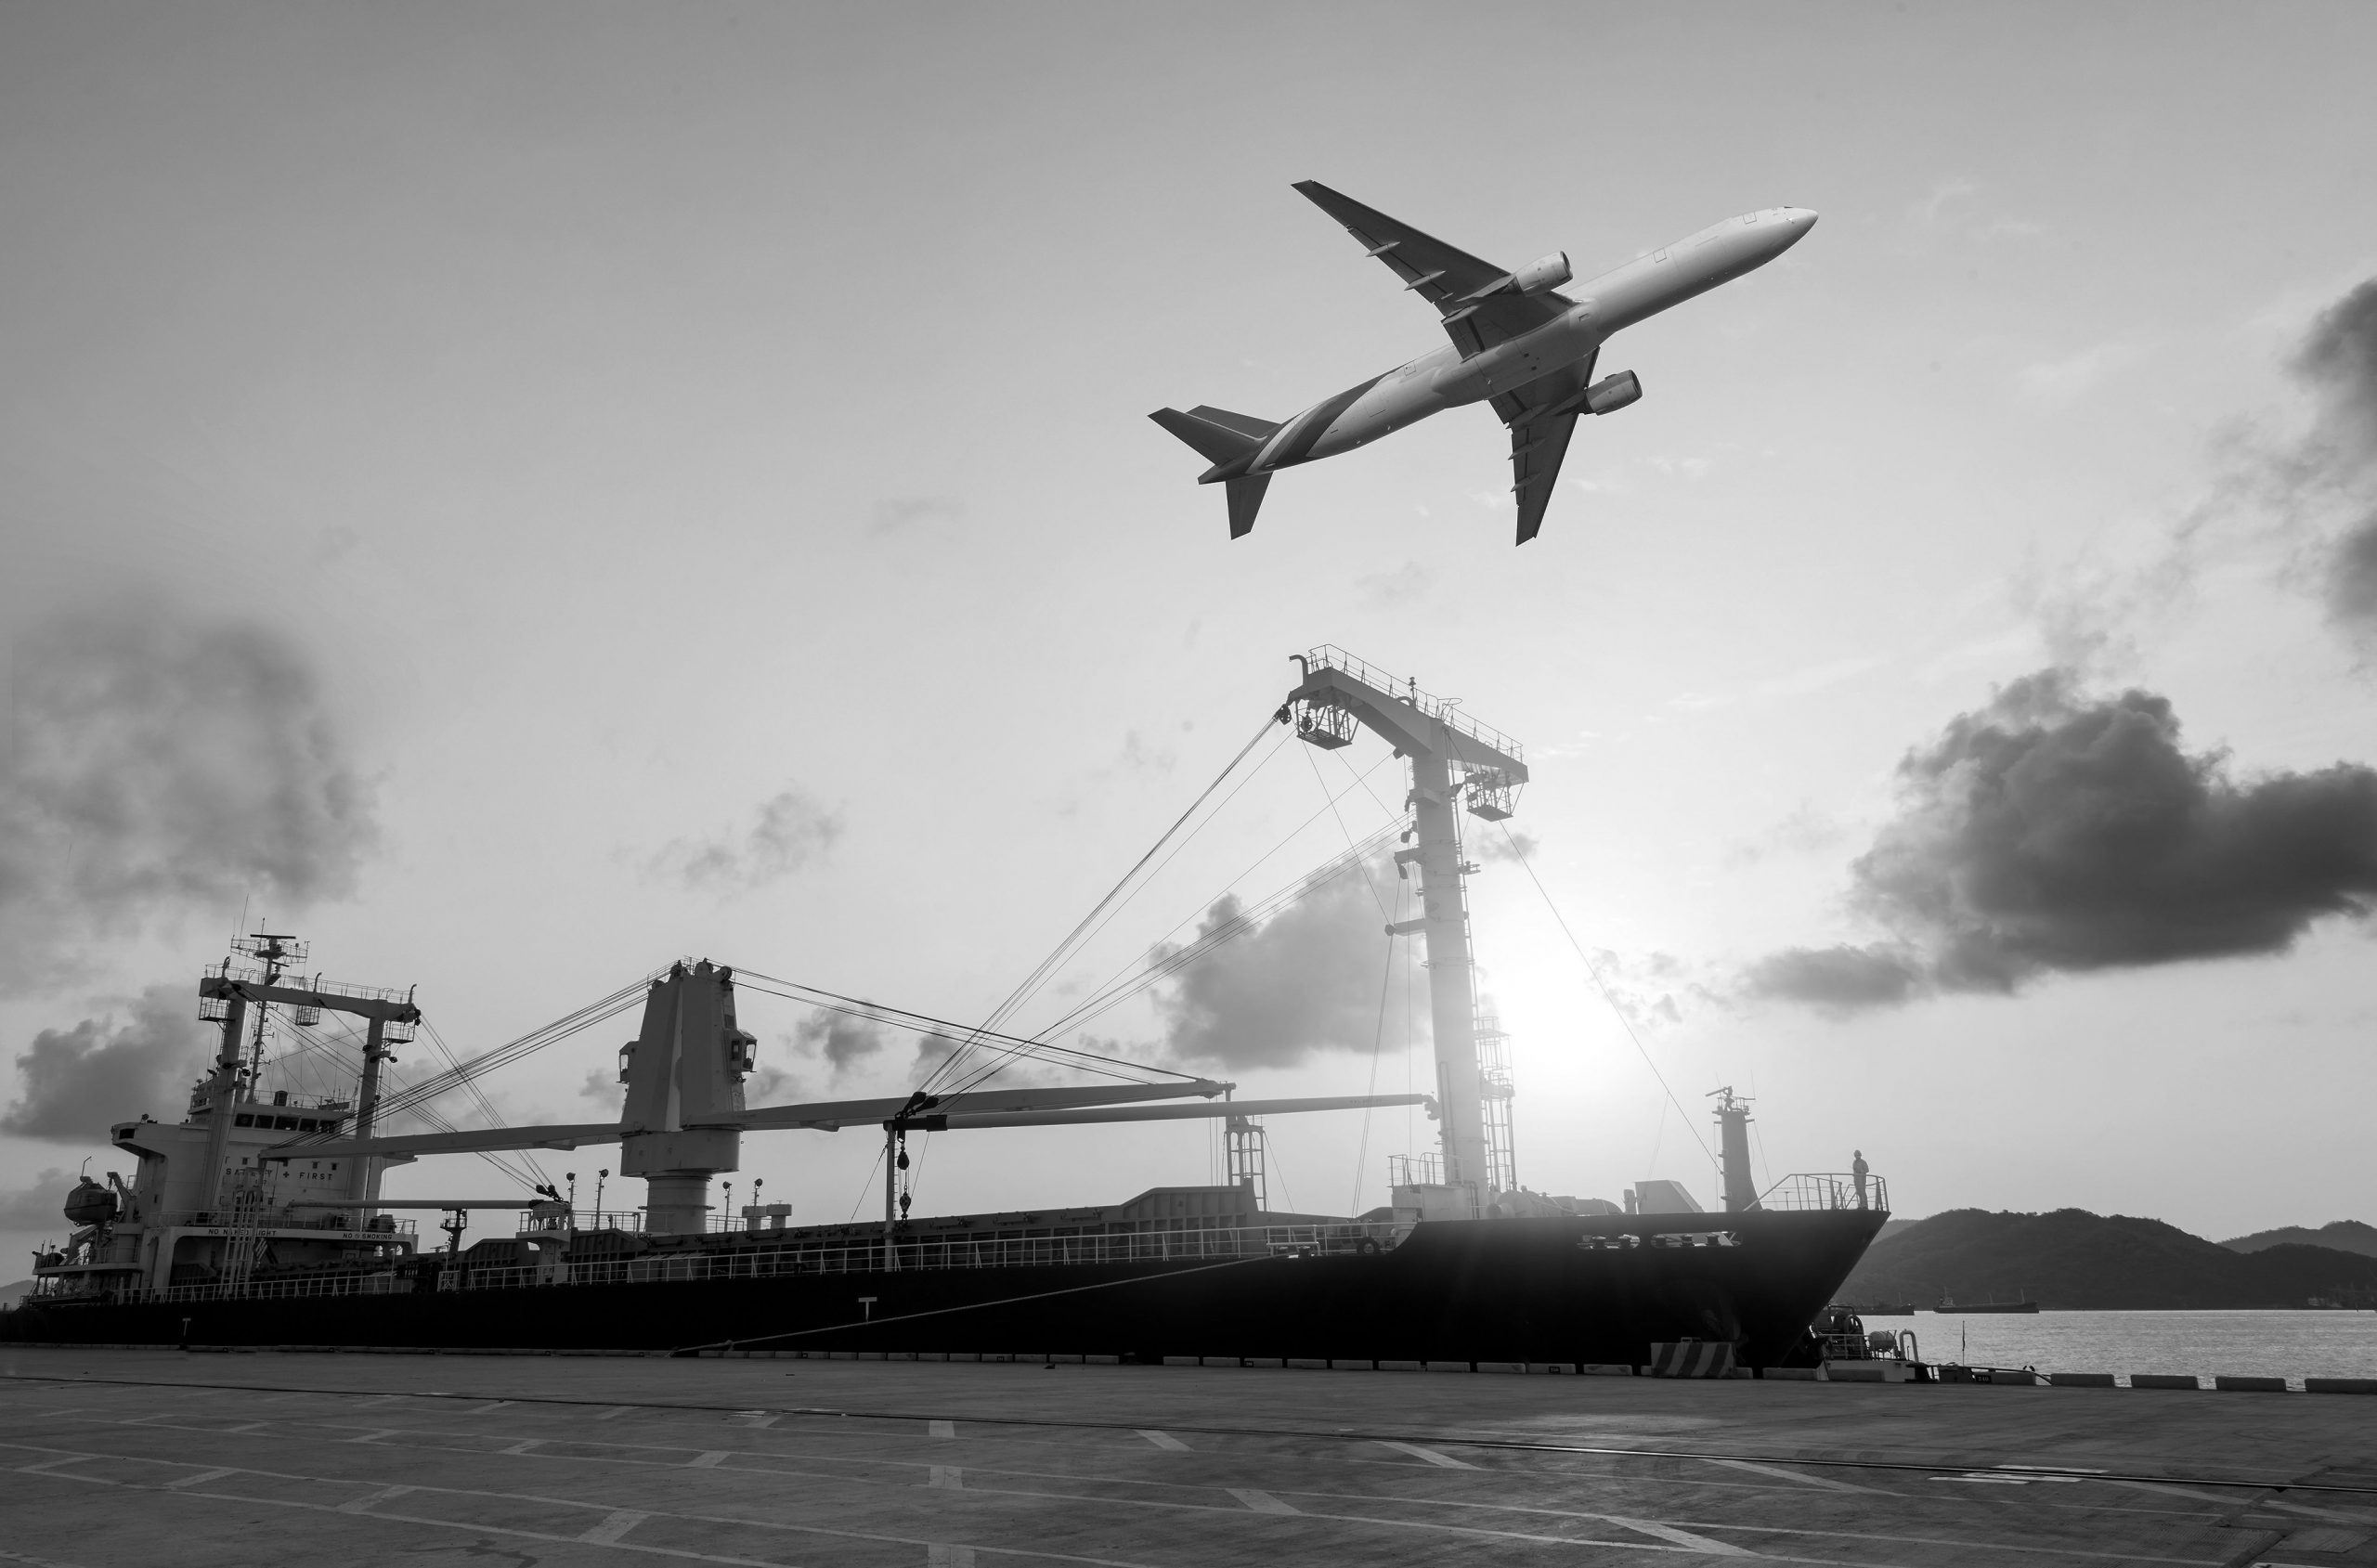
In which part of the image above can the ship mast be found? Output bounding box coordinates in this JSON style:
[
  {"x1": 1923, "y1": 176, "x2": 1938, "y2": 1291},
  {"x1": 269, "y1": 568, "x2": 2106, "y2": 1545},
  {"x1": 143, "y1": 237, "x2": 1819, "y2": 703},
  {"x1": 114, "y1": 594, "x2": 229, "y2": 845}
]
[{"x1": 1286, "y1": 648, "x2": 1526, "y2": 1216}]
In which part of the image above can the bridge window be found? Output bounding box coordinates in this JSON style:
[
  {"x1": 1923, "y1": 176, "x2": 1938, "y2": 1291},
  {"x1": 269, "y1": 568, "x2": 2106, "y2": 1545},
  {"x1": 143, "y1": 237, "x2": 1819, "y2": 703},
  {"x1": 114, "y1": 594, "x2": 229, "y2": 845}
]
[{"x1": 235, "y1": 1114, "x2": 255, "y2": 1127}]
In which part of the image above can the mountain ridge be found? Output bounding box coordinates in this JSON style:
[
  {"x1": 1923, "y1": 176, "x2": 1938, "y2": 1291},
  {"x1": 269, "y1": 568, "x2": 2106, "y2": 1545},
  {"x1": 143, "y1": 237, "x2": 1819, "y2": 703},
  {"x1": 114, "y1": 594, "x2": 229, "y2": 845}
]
[{"x1": 1841, "y1": 1209, "x2": 2377, "y2": 1310}]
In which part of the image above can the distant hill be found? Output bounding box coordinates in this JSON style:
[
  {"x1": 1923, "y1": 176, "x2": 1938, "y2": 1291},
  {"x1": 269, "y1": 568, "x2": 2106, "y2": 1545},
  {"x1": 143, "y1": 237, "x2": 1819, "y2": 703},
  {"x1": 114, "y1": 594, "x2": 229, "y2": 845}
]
[
  {"x1": 1841, "y1": 1209, "x2": 2377, "y2": 1310},
  {"x1": 2221, "y1": 1220, "x2": 2377, "y2": 1259},
  {"x1": 0, "y1": 1279, "x2": 31, "y2": 1309}
]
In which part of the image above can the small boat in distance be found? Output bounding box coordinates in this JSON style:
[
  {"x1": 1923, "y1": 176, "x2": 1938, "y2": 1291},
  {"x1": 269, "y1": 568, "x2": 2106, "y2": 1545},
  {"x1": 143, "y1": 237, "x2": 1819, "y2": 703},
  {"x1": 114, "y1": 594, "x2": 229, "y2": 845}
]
[{"x1": 1931, "y1": 1289, "x2": 2040, "y2": 1314}]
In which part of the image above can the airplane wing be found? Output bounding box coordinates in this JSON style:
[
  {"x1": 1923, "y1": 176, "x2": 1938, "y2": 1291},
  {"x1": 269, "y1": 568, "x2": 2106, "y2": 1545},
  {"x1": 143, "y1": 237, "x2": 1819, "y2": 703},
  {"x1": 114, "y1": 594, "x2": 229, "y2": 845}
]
[
  {"x1": 1293, "y1": 180, "x2": 1571, "y2": 359},
  {"x1": 1493, "y1": 354, "x2": 1595, "y2": 545}
]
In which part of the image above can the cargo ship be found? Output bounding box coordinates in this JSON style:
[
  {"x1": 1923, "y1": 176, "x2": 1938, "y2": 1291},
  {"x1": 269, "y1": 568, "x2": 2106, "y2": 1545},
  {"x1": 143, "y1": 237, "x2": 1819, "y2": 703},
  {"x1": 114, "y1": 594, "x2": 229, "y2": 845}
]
[{"x1": 5, "y1": 650, "x2": 1888, "y2": 1367}]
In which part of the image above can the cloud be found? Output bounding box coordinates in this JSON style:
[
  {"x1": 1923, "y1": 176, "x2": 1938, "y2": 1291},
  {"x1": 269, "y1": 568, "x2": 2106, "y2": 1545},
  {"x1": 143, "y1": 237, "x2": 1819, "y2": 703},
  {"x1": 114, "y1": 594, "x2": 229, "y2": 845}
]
[
  {"x1": 1478, "y1": 829, "x2": 1539, "y2": 864},
  {"x1": 0, "y1": 606, "x2": 375, "y2": 992},
  {"x1": 0, "y1": 1168, "x2": 80, "y2": 1232},
  {"x1": 2293, "y1": 279, "x2": 2377, "y2": 636},
  {"x1": 1357, "y1": 562, "x2": 1431, "y2": 608},
  {"x1": 1741, "y1": 944, "x2": 1923, "y2": 1011},
  {"x1": 655, "y1": 785, "x2": 841, "y2": 891},
  {"x1": 2016, "y1": 343, "x2": 2138, "y2": 406},
  {"x1": 2, "y1": 982, "x2": 203, "y2": 1139},
  {"x1": 791, "y1": 1008, "x2": 887, "y2": 1074},
  {"x1": 868, "y1": 496, "x2": 964, "y2": 536},
  {"x1": 1724, "y1": 802, "x2": 1848, "y2": 868},
  {"x1": 1746, "y1": 669, "x2": 2377, "y2": 1011},
  {"x1": 1155, "y1": 861, "x2": 1398, "y2": 1069},
  {"x1": 2332, "y1": 512, "x2": 2377, "y2": 628}
]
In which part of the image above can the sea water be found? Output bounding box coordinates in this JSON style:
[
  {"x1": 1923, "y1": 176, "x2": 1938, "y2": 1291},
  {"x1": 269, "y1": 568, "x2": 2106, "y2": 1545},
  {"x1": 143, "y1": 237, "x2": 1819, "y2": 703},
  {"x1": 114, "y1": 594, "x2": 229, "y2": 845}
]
[{"x1": 1856, "y1": 1308, "x2": 2377, "y2": 1381}]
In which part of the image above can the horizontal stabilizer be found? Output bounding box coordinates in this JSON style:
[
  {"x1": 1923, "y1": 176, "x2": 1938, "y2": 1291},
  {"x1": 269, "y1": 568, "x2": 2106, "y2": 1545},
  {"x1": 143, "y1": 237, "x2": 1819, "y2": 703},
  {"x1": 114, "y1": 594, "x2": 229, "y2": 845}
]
[
  {"x1": 1149, "y1": 405, "x2": 1278, "y2": 469},
  {"x1": 1226, "y1": 473, "x2": 1270, "y2": 539}
]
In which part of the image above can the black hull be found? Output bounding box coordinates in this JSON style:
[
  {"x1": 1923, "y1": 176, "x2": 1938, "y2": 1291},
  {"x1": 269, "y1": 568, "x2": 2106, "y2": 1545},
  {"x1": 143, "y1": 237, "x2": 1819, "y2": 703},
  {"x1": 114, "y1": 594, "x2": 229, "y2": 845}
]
[{"x1": 1, "y1": 1211, "x2": 1887, "y2": 1366}]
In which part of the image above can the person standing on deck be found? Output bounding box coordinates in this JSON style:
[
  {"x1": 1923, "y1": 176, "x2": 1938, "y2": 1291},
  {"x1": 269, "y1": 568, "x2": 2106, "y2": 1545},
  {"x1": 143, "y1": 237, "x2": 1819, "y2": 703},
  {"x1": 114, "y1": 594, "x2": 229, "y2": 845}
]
[{"x1": 1852, "y1": 1150, "x2": 1869, "y2": 1210}]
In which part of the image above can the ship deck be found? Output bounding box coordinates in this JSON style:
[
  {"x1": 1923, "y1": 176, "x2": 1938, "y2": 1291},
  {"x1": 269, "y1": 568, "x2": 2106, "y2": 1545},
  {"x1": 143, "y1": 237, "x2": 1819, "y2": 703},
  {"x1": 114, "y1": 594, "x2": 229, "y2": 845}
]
[{"x1": 2, "y1": 1346, "x2": 2371, "y2": 1566}]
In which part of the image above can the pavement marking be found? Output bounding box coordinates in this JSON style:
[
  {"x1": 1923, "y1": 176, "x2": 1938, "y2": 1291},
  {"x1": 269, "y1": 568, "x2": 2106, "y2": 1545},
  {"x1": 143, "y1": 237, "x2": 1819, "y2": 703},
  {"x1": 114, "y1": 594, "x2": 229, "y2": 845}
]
[
  {"x1": 1609, "y1": 1516, "x2": 1757, "y2": 1556},
  {"x1": 501, "y1": 1440, "x2": 546, "y2": 1455},
  {"x1": 2268, "y1": 1500, "x2": 2377, "y2": 1526},
  {"x1": 1228, "y1": 1487, "x2": 1299, "y2": 1514},
  {"x1": 463, "y1": 1401, "x2": 513, "y2": 1416},
  {"x1": 925, "y1": 1547, "x2": 977, "y2": 1567},
  {"x1": 337, "y1": 1484, "x2": 417, "y2": 1514},
  {"x1": 930, "y1": 1465, "x2": 964, "y2": 1490},
  {"x1": 1137, "y1": 1430, "x2": 1189, "y2": 1452},
  {"x1": 352, "y1": 1393, "x2": 404, "y2": 1407},
  {"x1": 1701, "y1": 1458, "x2": 1877, "y2": 1494},
  {"x1": 729, "y1": 1412, "x2": 781, "y2": 1429},
  {"x1": 929, "y1": 1419, "x2": 956, "y2": 1439},
  {"x1": 1932, "y1": 1474, "x2": 2034, "y2": 1485},
  {"x1": 0, "y1": 1550, "x2": 95, "y2": 1568},
  {"x1": 687, "y1": 1450, "x2": 732, "y2": 1468},
  {"x1": 344, "y1": 1429, "x2": 400, "y2": 1444},
  {"x1": 1376, "y1": 1439, "x2": 1475, "y2": 1470},
  {"x1": 162, "y1": 1467, "x2": 240, "y2": 1488},
  {"x1": 0, "y1": 1440, "x2": 1135, "y2": 1566},
  {"x1": 2279, "y1": 1525, "x2": 2370, "y2": 1550},
  {"x1": 580, "y1": 1510, "x2": 650, "y2": 1544},
  {"x1": 594, "y1": 1405, "x2": 636, "y2": 1420}
]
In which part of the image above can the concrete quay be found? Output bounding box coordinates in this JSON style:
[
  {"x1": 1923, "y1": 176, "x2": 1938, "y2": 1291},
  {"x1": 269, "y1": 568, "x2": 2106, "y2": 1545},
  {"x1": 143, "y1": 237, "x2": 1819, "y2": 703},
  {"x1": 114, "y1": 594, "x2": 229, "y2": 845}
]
[{"x1": 1, "y1": 1346, "x2": 2371, "y2": 1566}]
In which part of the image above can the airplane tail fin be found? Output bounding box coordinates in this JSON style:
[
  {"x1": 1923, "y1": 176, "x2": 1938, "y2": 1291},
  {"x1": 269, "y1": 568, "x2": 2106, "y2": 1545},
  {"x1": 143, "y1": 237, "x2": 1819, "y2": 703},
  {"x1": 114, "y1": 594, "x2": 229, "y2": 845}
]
[{"x1": 1149, "y1": 406, "x2": 1282, "y2": 538}]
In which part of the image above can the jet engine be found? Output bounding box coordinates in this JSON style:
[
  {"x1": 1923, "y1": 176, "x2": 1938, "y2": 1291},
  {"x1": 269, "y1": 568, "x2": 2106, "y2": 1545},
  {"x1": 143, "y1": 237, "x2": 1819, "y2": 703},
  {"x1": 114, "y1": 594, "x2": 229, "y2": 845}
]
[
  {"x1": 1585, "y1": 370, "x2": 1643, "y2": 415},
  {"x1": 1510, "y1": 251, "x2": 1572, "y2": 293}
]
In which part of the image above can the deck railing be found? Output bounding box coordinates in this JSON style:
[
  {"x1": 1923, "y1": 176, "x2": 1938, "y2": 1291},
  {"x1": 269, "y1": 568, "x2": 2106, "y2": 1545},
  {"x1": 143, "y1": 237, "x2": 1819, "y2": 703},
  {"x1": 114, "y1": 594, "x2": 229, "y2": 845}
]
[{"x1": 1756, "y1": 1173, "x2": 1888, "y2": 1212}]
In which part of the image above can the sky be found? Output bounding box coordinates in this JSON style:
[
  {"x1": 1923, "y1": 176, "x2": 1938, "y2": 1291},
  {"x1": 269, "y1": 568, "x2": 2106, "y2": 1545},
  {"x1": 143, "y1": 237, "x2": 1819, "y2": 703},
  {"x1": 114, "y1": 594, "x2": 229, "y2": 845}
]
[{"x1": 4, "y1": 1, "x2": 2375, "y2": 1272}]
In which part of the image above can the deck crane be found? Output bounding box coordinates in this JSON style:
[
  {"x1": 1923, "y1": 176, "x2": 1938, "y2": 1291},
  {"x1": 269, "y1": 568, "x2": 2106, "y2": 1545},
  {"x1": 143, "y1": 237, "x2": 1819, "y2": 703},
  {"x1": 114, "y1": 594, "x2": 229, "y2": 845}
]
[{"x1": 1285, "y1": 647, "x2": 1539, "y2": 1220}]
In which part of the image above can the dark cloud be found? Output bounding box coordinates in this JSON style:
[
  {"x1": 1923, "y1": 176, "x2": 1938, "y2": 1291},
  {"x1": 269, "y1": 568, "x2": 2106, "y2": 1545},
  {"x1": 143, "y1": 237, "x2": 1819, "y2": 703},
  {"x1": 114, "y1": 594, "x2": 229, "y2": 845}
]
[
  {"x1": 2328, "y1": 512, "x2": 2377, "y2": 628},
  {"x1": 1747, "y1": 669, "x2": 2377, "y2": 1011},
  {"x1": 0, "y1": 607, "x2": 374, "y2": 991},
  {"x1": 2290, "y1": 279, "x2": 2377, "y2": 635},
  {"x1": 1741, "y1": 944, "x2": 1922, "y2": 1011},
  {"x1": 1155, "y1": 862, "x2": 1396, "y2": 1069},
  {"x1": 2, "y1": 983, "x2": 202, "y2": 1139},
  {"x1": 2295, "y1": 279, "x2": 2377, "y2": 457},
  {"x1": 656, "y1": 785, "x2": 841, "y2": 891},
  {"x1": 791, "y1": 1009, "x2": 886, "y2": 1074}
]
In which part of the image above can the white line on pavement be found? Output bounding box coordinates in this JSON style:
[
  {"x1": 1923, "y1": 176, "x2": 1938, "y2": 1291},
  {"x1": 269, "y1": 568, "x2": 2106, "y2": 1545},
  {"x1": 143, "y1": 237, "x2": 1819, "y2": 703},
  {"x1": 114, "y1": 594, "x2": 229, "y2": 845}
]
[
  {"x1": 1376, "y1": 1440, "x2": 1475, "y2": 1470},
  {"x1": 1227, "y1": 1488, "x2": 1299, "y2": 1515},
  {"x1": 1700, "y1": 1458, "x2": 1877, "y2": 1494},
  {"x1": 1137, "y1": 1431, "x2": 1188, "y2": 1452},
  {"x1": 581, "y1": 1510, "x2": 650, "y2": 1544},
  {"x1": 1609, "y1": 1515, "x2": 1757, "y2": 1556}
]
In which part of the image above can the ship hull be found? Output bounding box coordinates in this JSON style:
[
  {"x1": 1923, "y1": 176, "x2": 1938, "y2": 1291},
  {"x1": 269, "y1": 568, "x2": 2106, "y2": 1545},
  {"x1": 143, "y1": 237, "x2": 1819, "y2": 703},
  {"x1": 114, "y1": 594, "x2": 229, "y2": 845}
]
[{"x1": 0, "y1": 1210, "x2": 1885, "y2": 1366}]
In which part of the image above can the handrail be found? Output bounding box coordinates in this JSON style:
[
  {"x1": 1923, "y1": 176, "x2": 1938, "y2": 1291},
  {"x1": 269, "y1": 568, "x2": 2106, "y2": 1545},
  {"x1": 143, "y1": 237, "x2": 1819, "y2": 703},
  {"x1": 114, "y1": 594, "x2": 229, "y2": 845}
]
[{"x1": 1302, "y1": 646, "x2": 1525, "y2": 766}]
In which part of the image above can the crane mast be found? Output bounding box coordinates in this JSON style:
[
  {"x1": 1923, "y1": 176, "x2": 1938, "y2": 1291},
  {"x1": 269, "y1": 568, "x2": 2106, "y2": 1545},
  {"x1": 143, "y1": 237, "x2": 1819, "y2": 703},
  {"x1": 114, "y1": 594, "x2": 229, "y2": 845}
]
[{"x1": 1286, "y1": 647, "x2": 1528, "y2": 1219}]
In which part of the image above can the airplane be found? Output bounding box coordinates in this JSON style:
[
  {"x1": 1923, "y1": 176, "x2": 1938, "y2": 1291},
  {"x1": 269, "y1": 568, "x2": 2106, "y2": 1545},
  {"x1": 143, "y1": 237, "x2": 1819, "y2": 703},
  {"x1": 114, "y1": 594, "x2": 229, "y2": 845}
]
[{"x1": 1151, "y1": 182, "x2": 1817, "y2": 544}]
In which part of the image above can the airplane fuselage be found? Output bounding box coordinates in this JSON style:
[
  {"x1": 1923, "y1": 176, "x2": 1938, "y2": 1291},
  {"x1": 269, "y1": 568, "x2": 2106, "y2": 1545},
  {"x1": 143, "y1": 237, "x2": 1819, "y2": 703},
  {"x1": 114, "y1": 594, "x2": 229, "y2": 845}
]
[{"x1": 1224, "y1": 206, "x2": 1815, "y2": 481}]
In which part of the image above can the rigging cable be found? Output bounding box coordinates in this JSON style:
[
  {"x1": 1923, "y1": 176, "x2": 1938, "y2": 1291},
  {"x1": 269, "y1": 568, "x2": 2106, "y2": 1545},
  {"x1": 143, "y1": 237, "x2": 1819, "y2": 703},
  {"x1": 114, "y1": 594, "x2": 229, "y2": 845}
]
[
  {"x1": 1493, "y1": 821, "x2": 1715, "y2": 1166},
  {"x1": 918, "y1": 706, "x2": 1292, "y2": 1096},
  {"x1": 1349, "y1": 875, "x2": 1401, "y2": 1214}
]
